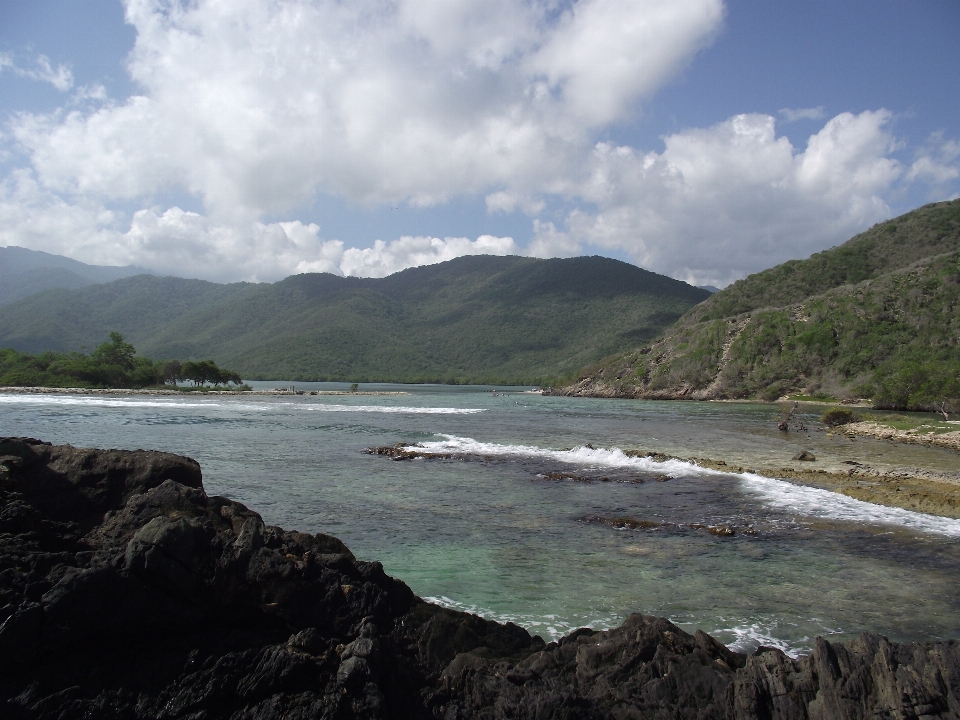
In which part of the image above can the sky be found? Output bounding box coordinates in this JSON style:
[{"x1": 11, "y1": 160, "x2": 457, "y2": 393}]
[{"x1": 0, "y1": 0, "x2": 958, "y2": 287}]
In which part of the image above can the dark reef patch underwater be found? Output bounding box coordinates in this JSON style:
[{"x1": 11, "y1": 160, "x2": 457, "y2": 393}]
[{"x1": 1, "y1": 437, "x2": 959, "y2": 718}]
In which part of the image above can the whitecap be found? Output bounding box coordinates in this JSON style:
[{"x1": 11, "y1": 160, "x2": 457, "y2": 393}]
[
  {"x1": 299, "y1": 404, "x2": 485, "y2": 415},
  {"x1": 416, "y1": 435, "x2": 960, "y2": 537},
  {"x1": 0, "y1": 394, "x2": 484, "y2": 415},
  {"x1": 417, "y1": 434, "x2": 707, "y2": 475},
  {"x1": 0, "y1": 394, "x2": 213, "y2": 409},
  {"x1": 423, "y1": 595, "x2": 622, "y2": 641},
  {"x1": 738, "y1": 473, "x2": 960, "y2": 538}
]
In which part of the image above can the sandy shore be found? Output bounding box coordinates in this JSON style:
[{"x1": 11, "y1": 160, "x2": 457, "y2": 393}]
[{"x1": 0, "y1": 386, "x2": 409, "y2": 396}]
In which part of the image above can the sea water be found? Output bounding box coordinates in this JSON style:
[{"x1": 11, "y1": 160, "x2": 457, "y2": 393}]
[{"x1": 2, "y1": 383, "x2": 959, "y2": 656}]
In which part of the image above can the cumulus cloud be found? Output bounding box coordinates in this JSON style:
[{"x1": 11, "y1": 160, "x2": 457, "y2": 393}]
[
  {"x1": 530, "y1": 110, "x2": 930, "y2": 287},
  {"x1": 0, "y1": 0, "x2": 958, "y2": 287},
  {"x1": 340, "y1": 235, "x2": 521, "y2": 278},
  {"x1": 0, "y1": 168, "x2": 519, "y2": 282},
  {"x1": 9, "y1": 0, "x2": 723, "y2": 221}
]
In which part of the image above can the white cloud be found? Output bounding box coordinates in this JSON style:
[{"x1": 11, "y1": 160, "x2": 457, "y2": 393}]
[
  {"x1": 0, "y1": 0, "x2": 958, "y2": 288},
  {"x1": 0, "y1": 168, "x2": 518, "y2": 282},
  {"x1": 531, "y1": 110, "x2": 940, "y2": 287},
  {"x1": 0, "y1": 54, "x2": 74, "y2": 91},
  {"x1": 340, "y1": 234, "x2": 521, "y2": 278},
  {"x1": 906, "y1": 135, "x2": 960, "y2": 185},
  {"x1": 527, "y1": 0, "x2": 723, "y2": 126},
  {"x1": 7, "y1": 0, "x2": 724, "y2": 220},
  {"x1": 779, "y1": 106, "x2": 825, "y2": 122}
]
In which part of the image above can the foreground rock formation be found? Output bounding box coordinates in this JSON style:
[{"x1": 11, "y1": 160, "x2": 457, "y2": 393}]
[{"x1": 1, "y1": 438, "x2": 958, "y2": 719}]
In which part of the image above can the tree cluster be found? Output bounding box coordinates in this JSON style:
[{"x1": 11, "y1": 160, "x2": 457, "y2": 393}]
[
  {"x1": 0, "y1": 333, "x2": 245, "y2": 390},
  {"x1": 869, "y1": 360, "x2": 960, "y2": 416},
  {"x1": 158, "y1": 359, "x2": 243, "y2": 387}
]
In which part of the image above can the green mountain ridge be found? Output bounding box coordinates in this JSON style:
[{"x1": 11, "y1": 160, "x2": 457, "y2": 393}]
[
  {"x1": 554, "y1": 199, "x2": 960, "y2": 407},
  {"x1": 0, "y1": 255, "x2": 710, "y2": 385},
  {"x1": 0, "y1": 245, "x2": 150, "y2": 306}
]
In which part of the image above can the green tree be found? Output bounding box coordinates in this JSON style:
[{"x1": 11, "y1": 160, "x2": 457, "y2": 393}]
[
  {"x1": 160, "y1": 359, "x2": 183, "y2": 385},
  {"x1": 871, "y1": 360, "x2": 960, "y2": 411},
  {"x1": 91, "y1": 332, "x2": 137, "y2": 370}
]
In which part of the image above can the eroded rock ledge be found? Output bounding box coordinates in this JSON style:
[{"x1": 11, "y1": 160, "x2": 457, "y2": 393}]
[{"x1": 1, "y1": 438, "x2": 958, "y2": 719}]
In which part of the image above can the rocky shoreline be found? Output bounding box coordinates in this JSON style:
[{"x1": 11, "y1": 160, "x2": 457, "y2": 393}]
[
  {"x1": 840, "y1": 421, "x2": 960, "y2": 453},
  {"x1": 2, "y1": 437, "x2": 959, "y2": 718},
  {"x1": 692, "y1": 456, "x2": 960, "y2": 520}
]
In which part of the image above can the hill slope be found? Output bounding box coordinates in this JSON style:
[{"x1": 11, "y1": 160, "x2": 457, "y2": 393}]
[
  {"x1": 0, "y1": 246, "x2": 150, "y2": 306},
  {"x1": 554, "y1": 199, "x2": 960, "y2": 404},
  {"x1": 0, "y1": 255, "x2": 710, "y2": 384}
]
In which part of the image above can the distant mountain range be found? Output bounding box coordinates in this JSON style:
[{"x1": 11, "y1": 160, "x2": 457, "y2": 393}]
[
  {"x1": 0, "y1": 255, "x2": 710, "y2": 385},
  {"x1": 554, "y1": 199, "x2": 960, "y2": 404},
  {"x1": 0, "y1": 246, "x2": 150, "y2": 306}
]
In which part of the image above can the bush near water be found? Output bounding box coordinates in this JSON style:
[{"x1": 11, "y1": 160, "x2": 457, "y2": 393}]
[
  {"x1": 820, "y1": 408, "x2": 862, "y2": 427},
  {"x1": 0, "y1": 332, "x2": 243, "y2": 389}
]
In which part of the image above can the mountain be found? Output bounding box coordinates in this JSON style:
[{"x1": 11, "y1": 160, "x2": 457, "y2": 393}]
[
  {"x1": 0, "y1": 255, "x2": 710, "y2": 385},
  {"x1": 0, "y1": 246, "x2": 150, "y2": 306},
  {"x1": 554, "y1": 199, "x2": 960, "y2": 404}
]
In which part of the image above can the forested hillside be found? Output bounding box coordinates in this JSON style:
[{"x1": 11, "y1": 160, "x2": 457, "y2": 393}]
[
  {"x1": 555, "y1": 199, "x2": 960, "y2": 408},
  {"x1": 0, "y1": 255, "x2": 709, "y2": 385},
  {"x1": 0, "y1": 246, "x2": 148, "y2": 306}
]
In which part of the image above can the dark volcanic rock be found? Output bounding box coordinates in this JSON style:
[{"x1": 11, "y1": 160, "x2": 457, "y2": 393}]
[{"x1": 1, "y1": 438, "x2": 958, "y2": 719}]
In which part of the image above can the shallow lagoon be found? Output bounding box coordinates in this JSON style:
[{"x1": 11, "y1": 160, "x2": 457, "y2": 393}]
[{"x1": 3, "y1": 382, "x2": 959, "y2": 655}]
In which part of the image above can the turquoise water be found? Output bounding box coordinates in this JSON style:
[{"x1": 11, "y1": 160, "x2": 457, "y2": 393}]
[{"x1": 3, "y1": 383, "x2": 959, "y2": 655}]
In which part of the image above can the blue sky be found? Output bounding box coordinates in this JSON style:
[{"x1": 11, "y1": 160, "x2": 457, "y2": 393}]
[{"x1": 1, "y1": 0, "x2": 958, "y2": 285}]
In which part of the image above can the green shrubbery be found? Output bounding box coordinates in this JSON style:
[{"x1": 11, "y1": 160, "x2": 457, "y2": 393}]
[
  {"x1": 0, "y1": 332, "x2": 244, "y2": 390},
  {"x1": 867, "y1": 360, "x2": 960, "y2": 413},
  {"x1": 821, "y1": 408, "x2": 862, "y2": 427},
  {"x1": 580, "y1": 200, "x2": 959, "y2": 403}
]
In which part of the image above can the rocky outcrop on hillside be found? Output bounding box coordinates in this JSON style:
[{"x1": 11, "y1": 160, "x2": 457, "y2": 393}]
[{"x1": 2, "y1": 438, "x2": 958, "y2": 719}]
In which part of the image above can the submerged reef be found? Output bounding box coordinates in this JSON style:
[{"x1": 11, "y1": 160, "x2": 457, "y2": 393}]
[{"x1": 1, "y1": 437, "x2": 958, "y2": 719}]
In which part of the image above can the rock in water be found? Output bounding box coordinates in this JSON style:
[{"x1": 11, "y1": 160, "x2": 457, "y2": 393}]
[
  {"x1": 793, "y1": 450, "x2": 817, "y2": 461},
  {"x1": 1, "y1": 437, "x2": 958, "y2": 719}
]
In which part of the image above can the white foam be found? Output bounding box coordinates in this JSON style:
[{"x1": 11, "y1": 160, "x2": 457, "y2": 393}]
[
  {"x1": 300, "y1": 404, "x2": 485, "y2": 415},
  {"x1": 0, "y1": 394, "x2": 484, "y2": 415},
  {"x1": 417, "y1": 435, "x2": 960, "y2": 538},
  {"x1": 739, "y1": 472, "x2": 960, "y2": 537},
  {"x1": 707, "y1": 621, "x2": 810, "y2": 658},
  {"x1": 426, "y1": 596, "x2": 814, "y2": 656},
  {"x1": 424, "y1": 596, "x2": 622, "y2": 641},
  {"x1": 0, "y1": 394, "x2": 213, "y2": 409},
  {"x1": 417, "y1": 434, "x2": 706, "y2": 476}
]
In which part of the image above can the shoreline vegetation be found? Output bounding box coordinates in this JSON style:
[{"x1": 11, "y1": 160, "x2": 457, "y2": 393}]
[
  {"x1": 0, "y1": 386, "x2": 408, "y2": 396},
  {"x1": 0, "y1": 332, "x2": 248, "y2": 391}
]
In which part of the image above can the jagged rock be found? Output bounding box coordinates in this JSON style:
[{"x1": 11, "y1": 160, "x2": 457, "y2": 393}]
[{"x1": 1, "y1": 437, "x2": 958, "y2": 719}]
